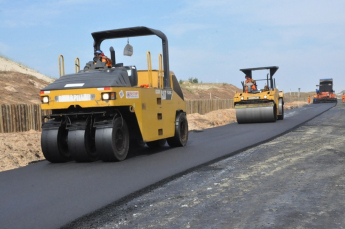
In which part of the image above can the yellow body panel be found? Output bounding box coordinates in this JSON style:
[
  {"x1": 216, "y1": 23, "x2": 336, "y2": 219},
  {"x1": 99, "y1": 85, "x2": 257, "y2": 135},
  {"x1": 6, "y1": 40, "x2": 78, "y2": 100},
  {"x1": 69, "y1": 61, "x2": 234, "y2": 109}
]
[
  {"x1": 279, "y1": 91, "x2": 284, "y2": 98},
  {"x1": 137, "y1": 70, "x2": 174, "y2": 89},
  {"x1": 41, "y1": 72, "x2": 185, "y2": 142},
  {"x1": 138, "y1": 88, "x2": 185, "y2": 141}
]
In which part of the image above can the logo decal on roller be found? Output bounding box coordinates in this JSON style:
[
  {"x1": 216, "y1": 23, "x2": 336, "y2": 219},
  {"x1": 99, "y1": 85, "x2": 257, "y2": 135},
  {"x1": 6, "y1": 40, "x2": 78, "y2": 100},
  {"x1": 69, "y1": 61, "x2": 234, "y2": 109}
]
[{"x1": 64, "y1": 83, "x2": 85, "y2": 87}]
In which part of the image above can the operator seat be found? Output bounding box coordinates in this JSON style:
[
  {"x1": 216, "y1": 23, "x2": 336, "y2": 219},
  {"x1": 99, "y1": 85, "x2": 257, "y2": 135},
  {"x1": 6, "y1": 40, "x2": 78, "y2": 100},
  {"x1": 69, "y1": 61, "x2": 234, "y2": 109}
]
[
  {"x1": 245, "y1": 82, "x2": 254, "y2": 93},
  {"x1": 124, "y1": 66, "x2": 138, "y2": 87},
  {"x1": 245, "y1": 82, "x2": 260, "y2": 93}
]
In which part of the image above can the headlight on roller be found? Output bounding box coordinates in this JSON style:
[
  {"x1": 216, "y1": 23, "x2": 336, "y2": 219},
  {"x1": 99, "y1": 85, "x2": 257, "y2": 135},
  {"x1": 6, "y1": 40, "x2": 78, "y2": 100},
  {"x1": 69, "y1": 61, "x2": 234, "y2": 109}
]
[
  {"x1": 101, "y1": 92, "x2": 116, "y2": 101},
  {"x1": 264, "y1": 95, "x2": 267, "y2": 99},
  {"x1": 41, "y1": 96, "x2": 49, "y2": 104},
  {"x1": 241, "y1": 96, "x2": 244, "y2": 100},
  {"x1": 102, "y1": 93, "x2": 109, "y2": 100}
]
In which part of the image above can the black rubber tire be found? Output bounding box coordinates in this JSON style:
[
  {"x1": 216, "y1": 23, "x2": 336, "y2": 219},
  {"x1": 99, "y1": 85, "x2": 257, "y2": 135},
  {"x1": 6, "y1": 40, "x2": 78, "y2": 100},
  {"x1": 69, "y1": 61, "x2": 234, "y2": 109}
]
[
  {"x1": 277, "y1": 98, "x2": 284, "y2": 120},
  {"x1": 41, "y1": 121, "x2": 70, "y2": 163},
  {"x1": 68, "y1": 119, "x2": 98, "y2": 162},
  {"x1": 95, "y1": 117, "x2": 129, "y2": 162},
  {"x1": 146, "y1": 139, "x2": 167, "y2": 148},
  {"x1": 167, "y1": 112, "x2": 188, "y2": 147}
]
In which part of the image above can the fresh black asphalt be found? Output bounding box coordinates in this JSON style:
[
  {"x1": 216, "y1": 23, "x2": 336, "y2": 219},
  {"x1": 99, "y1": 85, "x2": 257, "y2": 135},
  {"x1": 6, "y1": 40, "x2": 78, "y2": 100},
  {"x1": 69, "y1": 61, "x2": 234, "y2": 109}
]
[{"x1": 0, "y1": 103, "x2": 336, "y2": 229}]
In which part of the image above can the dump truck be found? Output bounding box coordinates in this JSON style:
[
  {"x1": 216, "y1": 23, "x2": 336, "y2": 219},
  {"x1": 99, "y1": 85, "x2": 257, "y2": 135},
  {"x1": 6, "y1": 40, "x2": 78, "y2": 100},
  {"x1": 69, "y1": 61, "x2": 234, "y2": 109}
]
[
  {"x1": 313, "y1": 78, "x2": 337, "y2": 103},
  {"x1": 40, "y1": 26, "x2": 188, "y2": 163},
  {"x1": 233, "y1": 66, "x2": 284, "y2": 123}
]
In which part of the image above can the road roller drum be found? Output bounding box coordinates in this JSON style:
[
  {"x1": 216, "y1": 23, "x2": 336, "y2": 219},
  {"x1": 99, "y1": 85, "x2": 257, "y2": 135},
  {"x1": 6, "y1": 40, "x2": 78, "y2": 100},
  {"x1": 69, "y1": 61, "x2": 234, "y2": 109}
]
[{"x1": 235, "y1": 103, "x2": 276, "y2": 124}]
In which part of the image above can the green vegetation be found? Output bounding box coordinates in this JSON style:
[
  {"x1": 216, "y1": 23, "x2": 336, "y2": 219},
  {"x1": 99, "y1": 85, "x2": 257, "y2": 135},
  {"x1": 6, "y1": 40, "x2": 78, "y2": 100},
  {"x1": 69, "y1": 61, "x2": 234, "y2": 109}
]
[{"x1": 188, "y1": 77, "x2": 199, "y2": 84}]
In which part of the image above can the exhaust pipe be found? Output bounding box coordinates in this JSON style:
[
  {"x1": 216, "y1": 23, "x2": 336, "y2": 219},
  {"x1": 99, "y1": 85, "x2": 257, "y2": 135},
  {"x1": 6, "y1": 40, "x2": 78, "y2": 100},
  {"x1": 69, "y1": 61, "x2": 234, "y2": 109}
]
[{"x1": 110, "y1": 46, "x2": 116, "y2": 67}]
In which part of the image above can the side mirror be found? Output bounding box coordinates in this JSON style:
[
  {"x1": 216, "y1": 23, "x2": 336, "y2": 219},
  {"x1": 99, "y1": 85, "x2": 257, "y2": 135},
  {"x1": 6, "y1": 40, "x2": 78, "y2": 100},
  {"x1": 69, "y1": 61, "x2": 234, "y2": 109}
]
[{"x1": 124, "y1": 39, "x2": 133, "y2": 56}]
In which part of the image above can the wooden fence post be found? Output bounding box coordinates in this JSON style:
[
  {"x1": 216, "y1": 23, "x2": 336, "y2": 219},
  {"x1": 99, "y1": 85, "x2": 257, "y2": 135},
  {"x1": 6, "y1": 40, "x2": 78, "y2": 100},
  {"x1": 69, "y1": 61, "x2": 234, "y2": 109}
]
[{"x1": 0, "y1": 105, "x2": 3, "y2": 133}]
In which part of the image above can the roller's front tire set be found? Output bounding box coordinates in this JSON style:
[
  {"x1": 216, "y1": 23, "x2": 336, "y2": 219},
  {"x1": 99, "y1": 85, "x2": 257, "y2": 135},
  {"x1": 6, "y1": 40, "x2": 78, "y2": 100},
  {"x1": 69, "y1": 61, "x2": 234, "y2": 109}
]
[
  {"x1": 236, "y1": 98, "x2": 284, "y2": 124},
  {"x1": 41, "y1": 113, "x2": 188, "y2": 163}
]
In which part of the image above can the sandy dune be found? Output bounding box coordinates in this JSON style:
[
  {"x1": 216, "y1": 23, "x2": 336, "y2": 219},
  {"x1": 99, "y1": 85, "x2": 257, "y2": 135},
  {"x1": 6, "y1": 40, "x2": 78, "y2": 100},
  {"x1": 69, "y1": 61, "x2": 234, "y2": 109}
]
[{"x1": 0, "y1": 56, "x2": 54, "y2": 83}]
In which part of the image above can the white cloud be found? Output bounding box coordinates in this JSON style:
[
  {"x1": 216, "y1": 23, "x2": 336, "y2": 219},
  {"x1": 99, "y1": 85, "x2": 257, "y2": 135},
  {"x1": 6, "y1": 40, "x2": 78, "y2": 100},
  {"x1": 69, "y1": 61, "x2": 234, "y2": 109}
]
[
  {"x1": 0, "y1": 0, "x2": 102, "y2": 28},
  {"x1": 165, "y1": 23, "x2": 213, "y2": 37},
  {"x1": 169, "y1": 33, "x2": 345, "y2": 93},
  {"x1": 175, "y1": 0, "x2": 345, "y2": 27},
  {"x1": 242, "y1": 1, "x2": 345, "y2": 27},
  {"x1": 2, "y1": 0, "x2": 345, "y2": 93},
  {"x1": 0, "y1": 3, "x2": 59, "y2": 28},
  {"x1": 57, "y1": 0, "x2": 93, "y2": 4},
  {"x1": 165, "y1": 0, "x2": 345, "y2": 91}
]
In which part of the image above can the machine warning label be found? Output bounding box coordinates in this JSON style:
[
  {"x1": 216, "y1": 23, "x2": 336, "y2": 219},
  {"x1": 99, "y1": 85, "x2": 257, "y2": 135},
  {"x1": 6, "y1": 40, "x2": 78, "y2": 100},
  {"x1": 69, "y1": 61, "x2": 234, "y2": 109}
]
[
  {"x1": 126, "y1": 91, "x2": 139, "y2": 99},
  {"x1": 161, "y1": 89, "x2": 173, "y2": 100},
  {"x1": 161, "y1": 90, "x2": 166, "y2": 100},
  {"x1": 119, "y1": 90, "x2": 124, "y2": 98},
  {"x1": 155, "y1": 89, "x2": 161, "y2": 94}
]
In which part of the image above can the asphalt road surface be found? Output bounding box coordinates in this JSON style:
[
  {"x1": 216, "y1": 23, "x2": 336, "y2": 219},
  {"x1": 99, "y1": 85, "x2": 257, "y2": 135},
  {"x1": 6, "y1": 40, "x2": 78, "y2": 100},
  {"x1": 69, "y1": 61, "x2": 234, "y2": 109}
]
[
  {"x1": 0, "y1": 103, "x2": 336, "y2": 229},
  {"x1": 67, "y1": 101, "x2": 345, "y2": 228}
]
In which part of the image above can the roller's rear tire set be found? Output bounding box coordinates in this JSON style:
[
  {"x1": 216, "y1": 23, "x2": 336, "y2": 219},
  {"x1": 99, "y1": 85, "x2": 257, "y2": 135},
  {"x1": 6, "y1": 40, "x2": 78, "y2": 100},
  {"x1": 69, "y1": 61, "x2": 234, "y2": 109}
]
[{"x1": 167, "y1": 112, "x2": 188, "y2": 147}]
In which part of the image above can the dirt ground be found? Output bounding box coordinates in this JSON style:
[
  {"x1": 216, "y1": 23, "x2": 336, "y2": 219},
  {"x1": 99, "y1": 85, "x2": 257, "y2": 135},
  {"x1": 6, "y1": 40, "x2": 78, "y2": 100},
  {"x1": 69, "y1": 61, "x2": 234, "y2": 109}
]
[
  {"x1": 0, "y1": 56, "x2": 54, "y2": 83},
  {"x1": 0, "y1": 101, "x2": 308, "y2": 172},
  {"x1": 0, "y1": 130, "x2": 43, "y2": 172},
  {"x1": 0, "y1": 71, "x2": 50, "y2": 104},
  {"x1": 180, "y1": 82, "x2": 241, "y2": 100}
]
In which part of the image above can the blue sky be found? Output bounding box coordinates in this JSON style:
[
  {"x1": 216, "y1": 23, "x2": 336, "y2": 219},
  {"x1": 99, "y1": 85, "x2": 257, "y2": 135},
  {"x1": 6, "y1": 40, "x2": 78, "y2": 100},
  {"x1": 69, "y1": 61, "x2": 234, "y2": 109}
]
[{"x1": 1, "y1": 0, "x2": 345, "y2": 93}]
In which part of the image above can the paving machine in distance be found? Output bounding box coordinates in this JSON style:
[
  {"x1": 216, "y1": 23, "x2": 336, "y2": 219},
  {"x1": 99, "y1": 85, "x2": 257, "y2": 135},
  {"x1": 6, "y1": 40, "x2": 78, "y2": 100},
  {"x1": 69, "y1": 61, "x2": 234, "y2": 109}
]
[
  {"x1": 40, "y1": 26, "x2": 188, "y2": 163},
  {"x1": 234, "y1": 66, "x2": 284, "y2": 124},
  {"x1": 313, "y1": 78, "x2": 337, "y2": 103}
]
